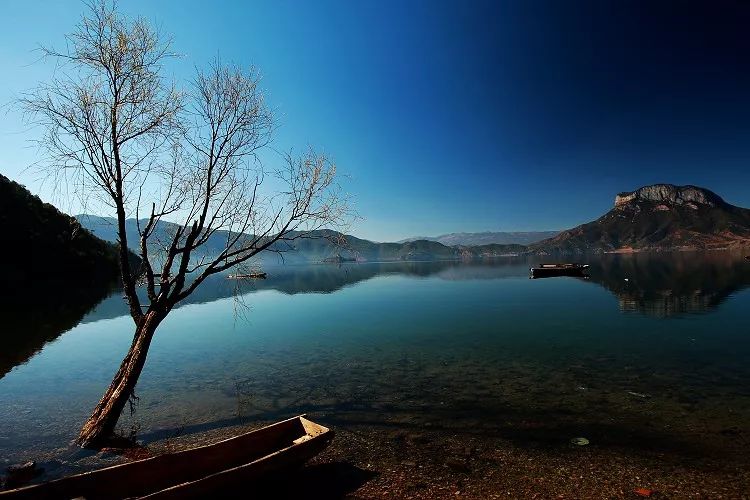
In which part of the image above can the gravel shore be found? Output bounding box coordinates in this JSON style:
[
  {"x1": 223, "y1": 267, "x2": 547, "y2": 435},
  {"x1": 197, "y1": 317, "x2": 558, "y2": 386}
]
[
  {"x1": 5, "y1": 413, "x2": 748, "y2": 498},
  {"x1": 137, "y1": 418, "x2": 749, "y2": 499}
]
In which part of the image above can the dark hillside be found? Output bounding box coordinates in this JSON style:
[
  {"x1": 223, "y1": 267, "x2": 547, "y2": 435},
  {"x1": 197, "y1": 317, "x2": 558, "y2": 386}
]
[{"x1": 0, "y1": 174, "x2": 139, "y2": 283}]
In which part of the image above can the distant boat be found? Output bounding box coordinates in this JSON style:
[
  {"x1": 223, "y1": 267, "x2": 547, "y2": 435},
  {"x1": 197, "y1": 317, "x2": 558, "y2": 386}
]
[
  {"x1": 227, "y1": 272, "x2": 267, "y2": 279},
  {"x1": 530, "y1": 263, "x2": 589, "y2": 279},
  {"x1": 0, "y1": 415, "x2": 333, "y2": 499},
  {"x1": 322, "y1": 254, "x2": 356, "y2": 263}
]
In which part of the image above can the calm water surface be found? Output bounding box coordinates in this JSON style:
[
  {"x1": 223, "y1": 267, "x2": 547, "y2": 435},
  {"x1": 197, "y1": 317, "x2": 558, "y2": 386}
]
[{"x1": 1, "y1": 253, "x2": 749, "y2": 465}]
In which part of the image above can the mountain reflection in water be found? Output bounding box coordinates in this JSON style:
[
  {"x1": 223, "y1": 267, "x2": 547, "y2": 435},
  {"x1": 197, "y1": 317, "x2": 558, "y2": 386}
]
[
  {"x1": 0, "y1": 279, "x2": 113, "y2": 378},
  {"x1": 586, "y1": 251, "x2": 750, "y2": 317},
  {"x1": 2, "y1": 252, "x2": 749, "y2": 379}
]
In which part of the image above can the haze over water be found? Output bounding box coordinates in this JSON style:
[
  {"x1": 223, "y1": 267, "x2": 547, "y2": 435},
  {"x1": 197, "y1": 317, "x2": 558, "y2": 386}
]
[{"x1": 1, "y1": 253, "x2": 749, "y2": 471}]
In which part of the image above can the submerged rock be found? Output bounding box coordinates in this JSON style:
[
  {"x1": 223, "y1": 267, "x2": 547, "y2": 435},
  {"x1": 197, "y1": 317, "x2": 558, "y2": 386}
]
[{"x1": 3, "y1": 461, "x2": 43, "y2": 489}]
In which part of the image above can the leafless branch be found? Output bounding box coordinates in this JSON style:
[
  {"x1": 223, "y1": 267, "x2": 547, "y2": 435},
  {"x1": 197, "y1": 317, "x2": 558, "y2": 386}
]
[{"x1": 22, "y1": 0, "x2": 350, "y2": 325}]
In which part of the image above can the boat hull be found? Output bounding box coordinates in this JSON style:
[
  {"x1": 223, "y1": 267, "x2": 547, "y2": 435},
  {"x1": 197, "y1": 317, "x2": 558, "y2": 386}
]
[
  {"x1": 0, "y1": 415, "x2": 333, "y2": 499},
  {"x1": 530, "y1": 264, "x2": 589, "y2": 279},
  {"x1": 227, "y1": 273, "x2": 267, "y2": 279}
]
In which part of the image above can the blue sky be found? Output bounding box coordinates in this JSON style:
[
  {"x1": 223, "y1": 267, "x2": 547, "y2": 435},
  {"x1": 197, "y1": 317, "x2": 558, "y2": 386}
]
[{"x1": 2, "y1": 1, "x2": 750, "y2": 241}]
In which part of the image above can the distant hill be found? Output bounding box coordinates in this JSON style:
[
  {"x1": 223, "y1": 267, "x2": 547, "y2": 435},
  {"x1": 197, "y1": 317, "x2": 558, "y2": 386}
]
[
  {"x1": 399, "y1": 231, "x2": 559, "y2": 246},
  {"x1": 77, "y1": 214, "x2": 235, "y2": 258},
  {"x1": 76, "y1": 217, "x2": 525, "y2": 263},
  {"x1": 1, "y1": 174, "x2": 139, "y2": 283},
  {"x1": 530, "y1": 184, "x2": 750, "y2": 254}
]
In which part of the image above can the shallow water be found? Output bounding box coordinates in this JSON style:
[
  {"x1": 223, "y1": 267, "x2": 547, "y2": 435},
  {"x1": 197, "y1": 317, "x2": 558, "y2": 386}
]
[{"x1": 1, "y1": 253, "x2": 749, "y2": 465}]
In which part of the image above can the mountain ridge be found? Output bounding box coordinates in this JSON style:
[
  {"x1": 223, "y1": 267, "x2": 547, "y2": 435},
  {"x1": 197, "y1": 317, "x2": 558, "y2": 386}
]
[
  {"x1": 75, "y1": 216, "x2": 526, "y2": 263},
  {"x1": 398, "y1": 231, "x2": 559, "y2": 246},
  {"x1": 77, "y1": 183, "x2": 750, "y2": 260},
  {"x1": 529, "y1": 184, "x2": 750, "y2": 254}
]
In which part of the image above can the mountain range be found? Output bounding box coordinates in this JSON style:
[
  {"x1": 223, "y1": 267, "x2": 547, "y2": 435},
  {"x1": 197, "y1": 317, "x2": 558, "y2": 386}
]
[
  {"x1": 76, "y1": 184, "x2": 750, "y2": 261},
  {"x1": 75, "y1": 215, "x2": 525, "y2": 263},
  {"x1": 398, "y1": 231, "x2": 559, "y2": 246}
]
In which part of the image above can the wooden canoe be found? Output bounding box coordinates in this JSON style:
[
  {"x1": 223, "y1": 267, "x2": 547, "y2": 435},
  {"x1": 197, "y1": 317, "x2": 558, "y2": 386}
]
[
  {"x1": 0, "y1": 415, "x2": 333, "y2": 499},
  {"x1": 530, "y1": 263, "x2": 589, "y2": 279}
]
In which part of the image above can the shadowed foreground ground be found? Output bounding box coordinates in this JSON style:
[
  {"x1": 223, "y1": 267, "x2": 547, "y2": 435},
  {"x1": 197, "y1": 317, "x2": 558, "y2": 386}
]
[
  {"x1": 7, "y1": 417, "x2": 748, "y2": 498},
  {"x1": 139, "y1": 421, "x2": 750, "y2": 498}
]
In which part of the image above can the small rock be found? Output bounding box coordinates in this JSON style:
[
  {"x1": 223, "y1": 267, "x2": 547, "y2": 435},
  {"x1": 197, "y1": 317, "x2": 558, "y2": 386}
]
[
  {"x1": 570, "y1": 437, "x2": 590, "y2": 446},
  {"x1": 445, "y1": 458, "x2": 470, "y2": 473},
  {"x1": 720, "y1": 427, "x2": 741, "y2": 436},
  {"x1": 407, "y1": 433, "x2": 430, "y2": 445},
  {"x1": 6, "y1": 462, "x2": 36, "y2": 475},
  {"x1": 627, "y1": 391, "x2": 649, "y2": 399}
]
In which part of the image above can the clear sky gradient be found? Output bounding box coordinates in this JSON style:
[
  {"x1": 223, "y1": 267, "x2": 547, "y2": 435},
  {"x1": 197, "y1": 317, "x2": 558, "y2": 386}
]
[{"x1": 2, "y1": 1, "x2": 749, "y2": 241}]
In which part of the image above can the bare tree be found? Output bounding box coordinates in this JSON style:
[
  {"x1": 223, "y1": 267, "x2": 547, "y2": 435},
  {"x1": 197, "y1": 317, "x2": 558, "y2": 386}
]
[{"x1": 22, "y1": 0, "x2": 348, "y2": 448}]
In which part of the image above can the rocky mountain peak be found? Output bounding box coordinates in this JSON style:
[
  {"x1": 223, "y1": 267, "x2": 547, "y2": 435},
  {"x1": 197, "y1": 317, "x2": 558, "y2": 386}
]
[
  {"x1": 614, "y1": 184, "x2": 724, "y2": 210},
  {"x1": 528, "y1": 183, "x2": 750, "y2": 254}
]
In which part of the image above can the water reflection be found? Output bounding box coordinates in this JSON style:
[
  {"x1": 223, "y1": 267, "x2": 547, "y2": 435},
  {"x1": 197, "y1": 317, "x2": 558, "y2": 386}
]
[
  {"x1": 586, "y1": 251, "x2": 750, "y2": 317},
  {"x1": 0, "y1": 279, "x2": 113, "y2": 378},
  {"x1": 79, "y1": 260, "x2": 531, "y2": 324},
  {"x1": 4, "y1": 253, "x2": 750, "y2": 379},
  {"x1": 175, "y1": 253, "x2": 750, "y2": 320},
  {"x1": 2, "y1": 252, "x2": 750, "y2": 471}
]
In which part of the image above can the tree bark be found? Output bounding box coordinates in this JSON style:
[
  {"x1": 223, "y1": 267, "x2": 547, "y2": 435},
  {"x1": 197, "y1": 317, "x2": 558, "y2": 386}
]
[{"x1": 77, "y1": 310, "x2": 164, "y2": 448}]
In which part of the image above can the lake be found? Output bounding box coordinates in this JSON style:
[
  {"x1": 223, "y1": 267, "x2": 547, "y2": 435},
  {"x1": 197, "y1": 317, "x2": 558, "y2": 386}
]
[{"x1": 2, "y1": 252, "x2": 750, "y2": 472}]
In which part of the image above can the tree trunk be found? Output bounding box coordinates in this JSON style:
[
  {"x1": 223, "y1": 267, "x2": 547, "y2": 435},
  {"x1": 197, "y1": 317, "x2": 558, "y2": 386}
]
[{"x1": 77, "y1": 310, "x2": 164, "y2": 448}]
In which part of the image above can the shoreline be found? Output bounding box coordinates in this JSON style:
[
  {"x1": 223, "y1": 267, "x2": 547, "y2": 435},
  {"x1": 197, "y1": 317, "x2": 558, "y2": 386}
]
[
  {"x1": 12, "y1": 417, "x2": 748, "y2": 498},
  {"x1": 153, "y1": 419, "x2": 749, "y2": 498}
]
